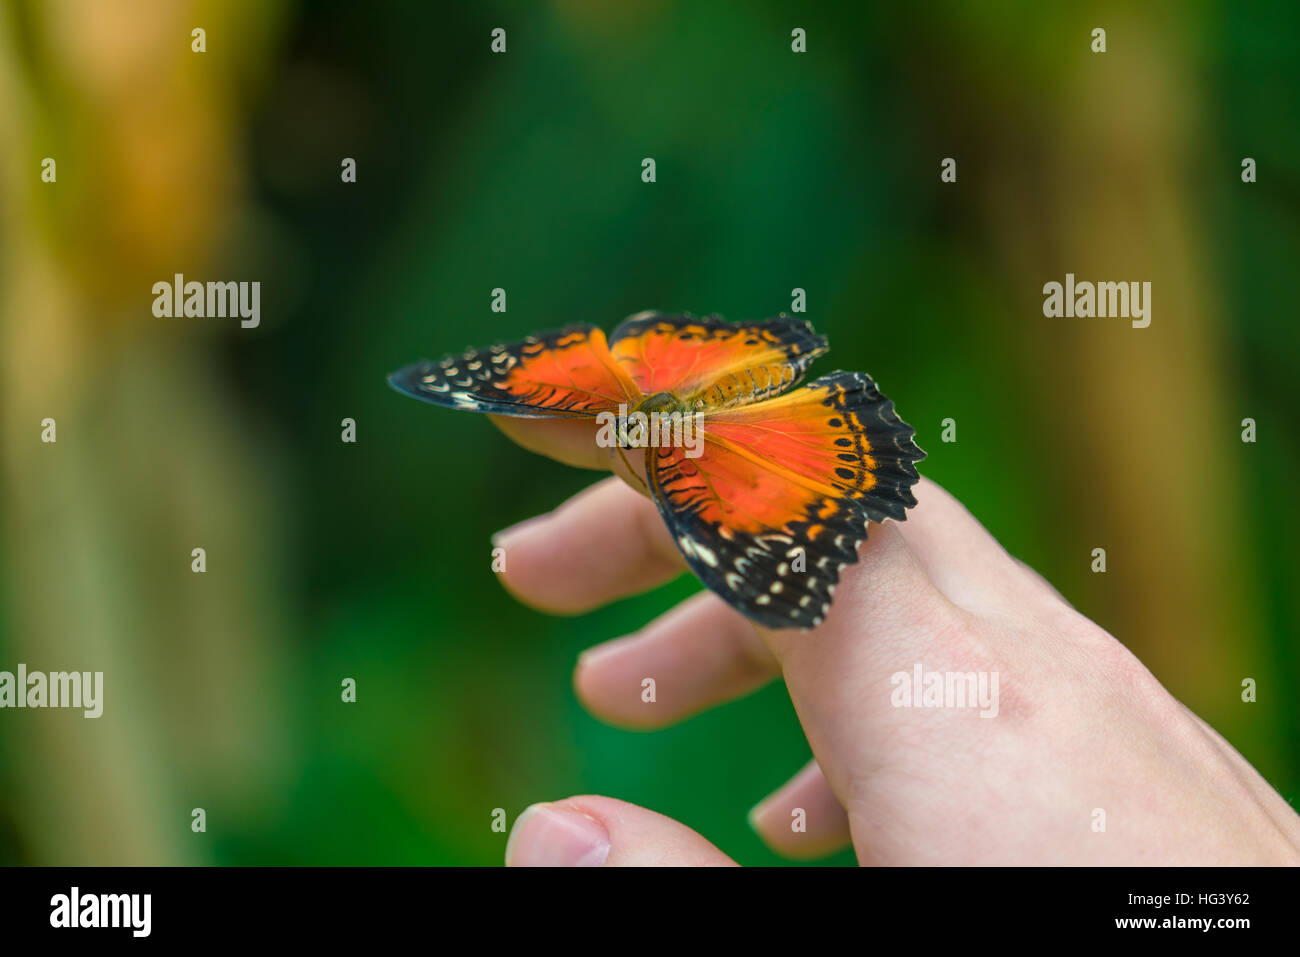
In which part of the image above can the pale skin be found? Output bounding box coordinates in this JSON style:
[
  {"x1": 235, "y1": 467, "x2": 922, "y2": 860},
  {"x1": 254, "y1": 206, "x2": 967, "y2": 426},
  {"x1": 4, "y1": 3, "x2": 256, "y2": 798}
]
[{"x1": 490, "y1": 415, "x2": 1300, "y2": 866}]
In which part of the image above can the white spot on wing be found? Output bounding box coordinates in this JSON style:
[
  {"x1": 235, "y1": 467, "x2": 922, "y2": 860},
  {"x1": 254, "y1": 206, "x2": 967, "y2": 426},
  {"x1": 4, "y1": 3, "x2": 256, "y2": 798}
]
[{"x1": 678, "y1": 536, "x2": 718, "y2": 567}]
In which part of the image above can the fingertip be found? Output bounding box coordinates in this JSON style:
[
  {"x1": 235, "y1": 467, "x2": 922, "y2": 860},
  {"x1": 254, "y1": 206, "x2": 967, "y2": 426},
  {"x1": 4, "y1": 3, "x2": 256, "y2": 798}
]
[
  {"x1": 573, "y1": 594, "x2": 777, "y2": 730},
  {"x1": 490, "y1": 478, "x2": 685, "y2": 616},
  {"x1": 506, "y1": 802, "x2": 611, "y2": 867},
  {"x1": 572, "y1": 639, "x2": 665, "y2": 731},
  {"x1": 747, "y1": 762, "x2": 853, "y2": 861},
  {"x1": 540, "y1": 795, "x2": 737, "y2": 866},
  {"x1": 489, "y1": 501, "x2": 605, "y2": 615}
]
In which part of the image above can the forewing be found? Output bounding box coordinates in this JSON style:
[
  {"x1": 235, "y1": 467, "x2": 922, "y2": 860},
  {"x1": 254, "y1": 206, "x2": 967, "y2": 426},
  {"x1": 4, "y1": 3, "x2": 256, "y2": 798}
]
[
  {"x1": 609, "y1": 312, "x2": 827, "y2": 408},
  {"x1": 388, "y1": 325, "x2": 640, "y2": 417}
]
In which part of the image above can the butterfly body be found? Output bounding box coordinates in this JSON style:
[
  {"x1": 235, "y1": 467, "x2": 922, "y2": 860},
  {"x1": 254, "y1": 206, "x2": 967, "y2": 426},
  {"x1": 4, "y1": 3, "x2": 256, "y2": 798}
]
[{"x1": 390, "y1": 312, "x2": 925, "y2": 629}]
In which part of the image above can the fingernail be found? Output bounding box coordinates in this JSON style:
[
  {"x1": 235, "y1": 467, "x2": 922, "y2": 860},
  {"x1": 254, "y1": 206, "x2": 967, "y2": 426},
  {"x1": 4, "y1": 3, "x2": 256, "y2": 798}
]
[
  {"x1": 506, "y1": 803, "x2": 611, "y2": 867},
  {"x1": 491, "y1": 513, "x2": 550, "y2": 547}
]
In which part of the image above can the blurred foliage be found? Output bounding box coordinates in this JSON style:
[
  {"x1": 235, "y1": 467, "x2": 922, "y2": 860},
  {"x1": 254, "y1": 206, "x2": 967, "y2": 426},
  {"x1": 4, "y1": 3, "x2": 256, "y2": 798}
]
[{"x1": 0, "y1": 0, "x2": 1296, "y2": 865}]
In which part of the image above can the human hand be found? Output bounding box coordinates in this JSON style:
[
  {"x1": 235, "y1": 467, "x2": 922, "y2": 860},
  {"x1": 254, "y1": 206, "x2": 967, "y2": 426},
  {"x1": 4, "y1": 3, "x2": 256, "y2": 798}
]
[{"x1": 489, "y1": 416, "x2": 1300, "y2": 866}]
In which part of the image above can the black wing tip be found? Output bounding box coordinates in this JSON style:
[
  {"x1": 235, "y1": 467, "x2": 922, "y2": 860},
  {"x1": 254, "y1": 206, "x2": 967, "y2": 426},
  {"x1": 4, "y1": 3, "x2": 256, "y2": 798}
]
[
  {"x1": 613, "y1": 309, "x2": 825, "y2": 337},
  {"x1": 388, "y1": 359, "x2": 467, "y2": 410},
  {"x1": 387, "y1": 360, "x2": 431, "y2": 398}
]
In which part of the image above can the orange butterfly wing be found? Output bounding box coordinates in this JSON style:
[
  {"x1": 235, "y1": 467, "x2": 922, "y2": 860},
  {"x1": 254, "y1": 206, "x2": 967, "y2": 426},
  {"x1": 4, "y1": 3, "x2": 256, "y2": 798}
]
[
  {"x1": 388, "y1": 325, "x2": 640, "y2": 417},
  {"x1": 609, "y1": 312, "x2": 827, "y2": 407},
  {"x1": 648, "y1": 371, "x2": 925, "y2": 629}
]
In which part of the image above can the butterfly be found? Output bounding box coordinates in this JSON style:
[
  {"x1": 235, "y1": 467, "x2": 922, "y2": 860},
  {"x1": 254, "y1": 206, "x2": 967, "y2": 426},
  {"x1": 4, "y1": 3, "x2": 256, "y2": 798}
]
[{"x1": 388, "y1": 311, "x2": 925, "y2": 629}]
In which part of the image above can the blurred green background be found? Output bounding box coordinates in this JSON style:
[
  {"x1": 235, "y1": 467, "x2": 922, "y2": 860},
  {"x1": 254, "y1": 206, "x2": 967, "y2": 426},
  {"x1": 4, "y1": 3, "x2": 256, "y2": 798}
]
[{"x1": 0, "y1": 0, "x2": 1296, "y2": 865}]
